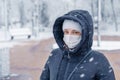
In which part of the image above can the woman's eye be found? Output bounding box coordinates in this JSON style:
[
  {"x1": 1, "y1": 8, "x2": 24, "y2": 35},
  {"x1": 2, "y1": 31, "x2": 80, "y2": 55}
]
[
  {"x1": 72, "y1": 31, "x2": 81, "y2": 35},
  {"x1": 74, "y1": 31, "x2": 79, "y2": 34},
  {"x1": 75, "y1": 32, "x2": 78, "y2": 34},
  {"x1": 64, "y1": 31, "x2": 69, "y2": 34}
]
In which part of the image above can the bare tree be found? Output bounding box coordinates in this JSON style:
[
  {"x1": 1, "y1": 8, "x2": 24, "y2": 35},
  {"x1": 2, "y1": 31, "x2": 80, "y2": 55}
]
[
  {"x1": 111, "y1": 0, "x2": 118, "y2": 31},
  {"x1": 7, "y1": 0, "x2": 12, "y2": 29},
  {"x1": 39, "y1": 1, "x2": 49, "y2": 27},
  {"x1": 101, "y1": 0, "x2": 106, "y2": 21},
  {"x1": 91, "y1": 0, "x2": 94, "y2": 17},
  {"x1": 19, "y1": 0, "x2": 26, "y2": 28}
]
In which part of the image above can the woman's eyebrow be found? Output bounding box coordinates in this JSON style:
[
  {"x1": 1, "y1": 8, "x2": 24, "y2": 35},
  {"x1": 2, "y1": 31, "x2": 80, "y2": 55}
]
[
  {"x1": 63, "y1": 29, "x2": 68, "y2": 31},
  {"x1": 72, "y1": 30, "x2": 80, "y2": 32}
]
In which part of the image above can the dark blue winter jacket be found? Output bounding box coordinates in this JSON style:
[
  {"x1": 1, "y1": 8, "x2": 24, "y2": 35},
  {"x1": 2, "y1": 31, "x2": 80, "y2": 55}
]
[{"x1": 40, "y1": 10, "x2": 115, "y2": 80}]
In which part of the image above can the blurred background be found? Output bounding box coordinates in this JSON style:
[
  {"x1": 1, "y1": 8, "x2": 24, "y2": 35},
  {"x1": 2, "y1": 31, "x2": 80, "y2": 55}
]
[{"x1": 0, "y1": 0, "x2": 120, "y2": 80}]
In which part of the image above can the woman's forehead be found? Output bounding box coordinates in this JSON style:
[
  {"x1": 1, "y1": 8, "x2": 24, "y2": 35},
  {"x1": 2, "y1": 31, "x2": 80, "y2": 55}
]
[{"x1": 63, "y1": 28, "x2": 81, "y2": 32}]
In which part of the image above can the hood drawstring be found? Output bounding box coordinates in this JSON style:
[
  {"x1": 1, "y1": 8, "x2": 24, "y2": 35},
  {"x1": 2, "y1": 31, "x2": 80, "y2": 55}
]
[{"x1": 67, "y1": 52, "x2": 71, "y2": 59}]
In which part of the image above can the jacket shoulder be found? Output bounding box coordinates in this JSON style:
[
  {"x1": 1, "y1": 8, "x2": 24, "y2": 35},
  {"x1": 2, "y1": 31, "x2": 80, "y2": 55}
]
[
  {"x1": 91, "y1": 50, "x2": 106, "y2": 57},
  {"x1": 48, "y1": 48, "x2": 63, "y2": 66},
  {"x1": 50, "y1": 48, "x2": 62, "y2": 57},
  {"x1": 91, "y1": 50, "x2": 109, "y2": 62}
]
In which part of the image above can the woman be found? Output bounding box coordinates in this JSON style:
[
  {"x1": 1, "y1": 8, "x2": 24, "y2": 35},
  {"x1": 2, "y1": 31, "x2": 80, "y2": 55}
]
[{"x1": 40, "y1": 10, "x2": 115, "y2": 80}]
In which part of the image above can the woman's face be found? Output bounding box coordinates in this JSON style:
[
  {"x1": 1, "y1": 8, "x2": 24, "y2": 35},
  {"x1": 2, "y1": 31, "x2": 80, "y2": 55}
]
[
  {"x1": 63, "y1": 28, "x2": 82, "y2": 49},
  {"x1": 63, "y1": 28, "x2": 81, "y2": 36}
]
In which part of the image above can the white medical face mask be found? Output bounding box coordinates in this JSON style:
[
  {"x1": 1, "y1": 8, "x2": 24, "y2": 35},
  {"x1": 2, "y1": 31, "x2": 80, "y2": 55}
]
[{"x1": 63, "y1": 35, "x2": 81, "y2": 49}]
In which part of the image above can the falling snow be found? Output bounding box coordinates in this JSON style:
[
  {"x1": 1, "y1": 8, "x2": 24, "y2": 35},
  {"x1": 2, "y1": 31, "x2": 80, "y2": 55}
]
[
  {"x1": 49, "y1": 53, "x2": 53, "y2": 57},
  {"x1": 80, "y1": 66, "x2": 84, "y2": 69},
  {"x1": 84, "y1": 61, "x2": 87, "y2": 63},
  {"x1": 109, "y1": 69, "x2": 112, "y2": 73},
  {"x1": 47, "y1": 61, "x2": 50, "y2": 64},
  {"x1": 109, "y1": 66, "x2": 112, "y2": 69},
  {"x1": 89, "y1": 57, "x2": 94, "y2": 62},
  {"x1": 80, "y1": 73, "x2": 85, "y2": 78},
  {"x1": 94, "y1": 62, "x2": 98, "y2": 65},
  {"x1": 43, "y1": 68, "x2": 46, "y2": 71},
  {"x1": 100, "y1": 73, "x2": 104, "y2": 76}
]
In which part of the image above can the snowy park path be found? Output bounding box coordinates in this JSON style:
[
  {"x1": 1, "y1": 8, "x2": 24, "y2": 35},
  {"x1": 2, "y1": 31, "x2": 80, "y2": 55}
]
[{"x1": 9, "y1": 35, "x2": 120, "y2": 80}]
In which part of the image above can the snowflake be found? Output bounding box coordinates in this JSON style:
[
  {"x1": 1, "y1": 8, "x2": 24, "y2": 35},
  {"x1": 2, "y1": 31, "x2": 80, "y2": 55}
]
[
  {"x1": 49, "y1": 53, "x2": 53, "y2": 57},
  {"x1": 109, "y1": 69, "x2": 112, "y2": 73},
  {"x1": 84, "y1": 61, "x2": 87, "y2": 63},
  {"x1": 80, "y1": 66, "x2": 84, "y2": 69},
  {"x1": 100, "y1": 73, "x2": 104, "y2": 76},
  {"x1": 42, "y1": 68, "x2": 46, "y2": 71},
  {"x1": 89, "y1": 57, "x2": 94, "y2": 62},
  {"x1": 47, "y1": 61, "x2": 50, "y2": 64},
  {"x1": 80, "y1": 73, "x2": 85, "y2": 78},
  {"x1": 94, "y1": 62, "x2": 98, "y2": 65}
]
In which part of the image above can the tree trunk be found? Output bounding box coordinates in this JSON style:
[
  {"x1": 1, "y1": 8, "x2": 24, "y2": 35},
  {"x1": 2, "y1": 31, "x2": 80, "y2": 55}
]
[
  {"x1": 101, "y1": 0, "x2": 105, "y2": 21},
  {"x1": 111, "y1": 0, "x2": 118, "y2": 31}
]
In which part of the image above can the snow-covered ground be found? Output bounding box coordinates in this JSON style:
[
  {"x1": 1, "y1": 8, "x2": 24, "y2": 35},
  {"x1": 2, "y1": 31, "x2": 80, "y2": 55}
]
[
  {"x1": 0, "y1": 29, "x2": 120, "y2": 50},
  {"x1": 92, "y1": 41, "x2": 120, "y2": 50},
  {"x1": 0, "y1": 31, "x2": 53, "y2": 48},
  {"x1": 53, "y1": 41, "x2": 120, "y2": 51}
]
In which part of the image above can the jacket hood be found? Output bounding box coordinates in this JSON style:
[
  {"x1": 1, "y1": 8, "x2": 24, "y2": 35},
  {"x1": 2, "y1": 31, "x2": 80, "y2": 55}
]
[{"x1": 53, "y1": 10, "x2": 94, "y2": 55}]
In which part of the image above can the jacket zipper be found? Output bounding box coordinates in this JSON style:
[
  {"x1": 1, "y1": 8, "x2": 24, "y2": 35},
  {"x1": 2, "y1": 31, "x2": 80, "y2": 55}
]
[
  {"x1": 63, "y1": 51, "x2": 71, "y2": 80},
  {"x1": 67, "y1": 50, "x2": 92, "y2": 80}
]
